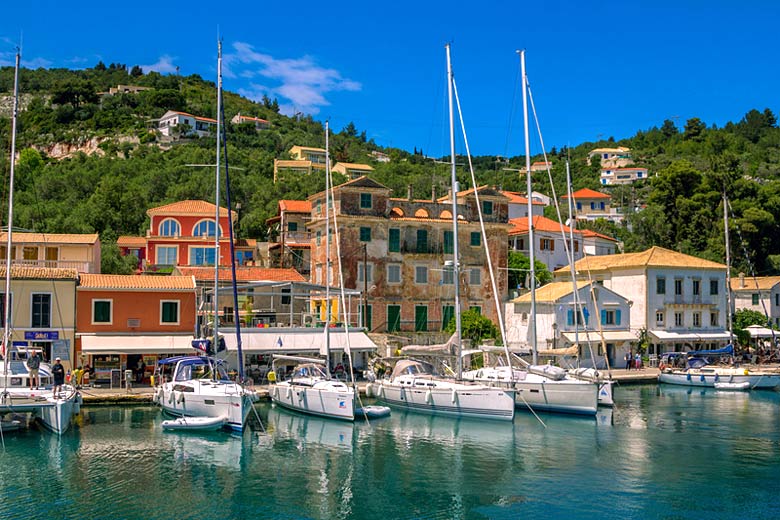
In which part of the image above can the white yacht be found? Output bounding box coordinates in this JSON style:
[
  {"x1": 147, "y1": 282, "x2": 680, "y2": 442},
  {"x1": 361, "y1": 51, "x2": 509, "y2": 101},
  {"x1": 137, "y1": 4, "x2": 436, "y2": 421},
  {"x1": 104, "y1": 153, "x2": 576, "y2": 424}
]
[{"x1": 271, "y1": 360, "x2": 355, "y2": 421}]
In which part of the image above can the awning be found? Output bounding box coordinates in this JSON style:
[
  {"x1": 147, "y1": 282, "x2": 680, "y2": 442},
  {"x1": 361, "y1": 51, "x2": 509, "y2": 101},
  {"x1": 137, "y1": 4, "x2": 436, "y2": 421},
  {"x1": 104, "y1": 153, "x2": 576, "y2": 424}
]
[
  {"x1": 221, "y1": 328, "x2": 378, "y2": 354},
  {"x1": 649, "y1": 330, "x2": 732, "y2": 342},
  {"x1": 561, "y1": 330, "x2": 637, "y2": 343},
  {"x1": 80, "y1": 335, "x2": 195, "y2": 354},
  {"x1": 745, "y1": 325, "x2": 778, "y2": 338}
]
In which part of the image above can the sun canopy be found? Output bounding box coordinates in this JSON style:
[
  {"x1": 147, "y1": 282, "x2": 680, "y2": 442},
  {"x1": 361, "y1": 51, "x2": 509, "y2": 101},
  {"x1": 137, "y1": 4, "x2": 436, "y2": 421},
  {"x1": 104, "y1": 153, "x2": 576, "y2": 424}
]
[
  {"x1": 561, "y1": 331, "x2": 637, "y2": 343},
  {"x1": 80, "y1": 335, "x2": 195, "y2": 354},
  {"x1": 221, "y1": 328, "x2": 378, "y2": 354},
  {"x1": 688, "y1": 345, "x2": 734, "y2": 356},
  {"x1": 744, "y1": 325, "x2": 777, "y2": 338},
  {"x1": 649, "y1": 330, "x2": 732, "y2": 342}
]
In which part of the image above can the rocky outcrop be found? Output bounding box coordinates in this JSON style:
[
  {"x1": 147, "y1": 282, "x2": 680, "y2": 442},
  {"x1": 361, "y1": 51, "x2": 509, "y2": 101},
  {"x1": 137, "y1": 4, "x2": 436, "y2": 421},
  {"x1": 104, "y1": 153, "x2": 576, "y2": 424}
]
[{"x1": 34, "y1": 135, "x2": 141, "y2": 160}]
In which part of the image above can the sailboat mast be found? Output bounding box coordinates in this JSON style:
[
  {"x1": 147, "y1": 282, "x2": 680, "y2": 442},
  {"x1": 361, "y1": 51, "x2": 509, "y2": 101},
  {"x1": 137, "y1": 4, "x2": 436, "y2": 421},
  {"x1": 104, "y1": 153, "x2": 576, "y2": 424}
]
[
  {"x1": 723, "y1": 191, "x2": 733, "y2": 344},
  {"x1": 565, "y1": 161, "x2": 580, "y2": 354},
  {"x1": 324, "y1": 121, "x2": 332, "y2": 378},
  {"x1": 2, "y1": 49, "x2": 19, "y2": 369},
  {"x1": 519, "y1": 50, "x2": 537, "y2": 364},
  {"x1": 446, "y1": 44, "x2": 463, "y2": 379},
  {"x1": 212, "y1": 40, "x2": 223, "y2": 374}
]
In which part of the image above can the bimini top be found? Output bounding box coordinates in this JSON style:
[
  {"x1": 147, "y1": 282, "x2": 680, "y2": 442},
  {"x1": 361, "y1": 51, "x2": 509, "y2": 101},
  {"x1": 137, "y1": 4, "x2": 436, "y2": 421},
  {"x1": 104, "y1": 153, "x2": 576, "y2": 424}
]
[
  {"x1": 688, "y1": 345, "x2": 734, "y2": 357},
  {"x1": 391, "y1": 359, "x2": 434, "y2": 379}
]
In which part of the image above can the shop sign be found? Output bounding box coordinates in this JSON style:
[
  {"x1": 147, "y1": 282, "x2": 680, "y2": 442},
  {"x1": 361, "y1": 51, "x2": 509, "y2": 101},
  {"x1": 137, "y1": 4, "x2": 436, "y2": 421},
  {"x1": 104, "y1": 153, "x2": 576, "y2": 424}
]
[{"x1": 24, "y1": 331, "x2": 59, "y2": 340}]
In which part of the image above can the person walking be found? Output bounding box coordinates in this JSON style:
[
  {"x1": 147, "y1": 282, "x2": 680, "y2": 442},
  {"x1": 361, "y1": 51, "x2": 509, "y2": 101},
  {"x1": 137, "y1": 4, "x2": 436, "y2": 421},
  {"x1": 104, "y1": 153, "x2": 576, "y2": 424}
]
[
  {"x1": 52, "y1": 357, "x2": 65, "y2": 397},
  {"x1": 27, "y1": 350, "x2": 42, "y2": 389},
  {"x1": 625, "y1": 351, "x2": 632, "y2": 371},
  {"x1": 634, "y1": 352, "x2": 642, "y2": 370}
]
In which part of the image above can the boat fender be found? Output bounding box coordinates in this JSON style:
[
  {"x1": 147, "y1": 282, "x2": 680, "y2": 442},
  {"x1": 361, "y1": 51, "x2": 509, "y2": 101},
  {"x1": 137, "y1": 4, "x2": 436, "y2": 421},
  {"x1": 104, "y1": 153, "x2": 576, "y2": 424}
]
[
  {"x1": 168, "y1": 390, "x2": 175, "y2": 405},
  {"x1": 744, "y1": 368, "x2": 749, "y2": 376},
  {"x1": 451, "y1": 388, "x2": 458, "y2": 405},
  {"x1": 686, "y1": 373, "x2": 692, "y2": 381},
  {"x1": 272, "y1": 386, "x2": 279, "y2": 400},
  {"x1": 378, "y1": 385, "x2": 384, "y2": 399},
  {"x1": 425, "y1": 389, "x2": 433, "y2": 404},
  {"x1": 700, "y1": 374, "x2": 705, "y2": 382},
  {"x1": 286, "y1": 386, "x2": 293, "y2": 400},
  {"x1": 659, "y1": 361, "x2": 665, "y2": 370},
  {"x1": 714, "y1": 374, "x2": 719, "y2": 382},
  {"x1": 177, "y1": 392, "x2": 185, "y2": 405}
]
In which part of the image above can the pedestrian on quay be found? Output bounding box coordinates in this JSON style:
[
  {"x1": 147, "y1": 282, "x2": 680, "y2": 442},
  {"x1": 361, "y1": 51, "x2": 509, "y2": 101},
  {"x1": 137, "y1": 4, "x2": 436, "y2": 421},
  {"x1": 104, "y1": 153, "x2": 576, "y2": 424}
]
[
  {"x1": 52, "y1": 357, "x2": 66, "y2": 397},
  {"x1": 634, "y1": 352, "x2": 642, "y2": 370},
  {"x1": 27, "y1": 350, "x2": 42, "y2": 389},
  {"x1": 625, "y1": 351, "x2": 632, "y2": 371}
]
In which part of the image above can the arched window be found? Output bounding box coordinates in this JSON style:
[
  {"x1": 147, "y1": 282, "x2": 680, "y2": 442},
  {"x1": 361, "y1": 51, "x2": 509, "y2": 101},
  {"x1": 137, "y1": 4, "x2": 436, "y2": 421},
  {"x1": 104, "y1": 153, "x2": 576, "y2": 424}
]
[
  {"x1": 193, "y1": 219, "x2": 219, "y2": 237},
  {"x1": 414, "y1": 208, "x2": 429, "y2": 218},
  {"x1": 159, "y1": 219, "x2": 180, "y2": 237}
]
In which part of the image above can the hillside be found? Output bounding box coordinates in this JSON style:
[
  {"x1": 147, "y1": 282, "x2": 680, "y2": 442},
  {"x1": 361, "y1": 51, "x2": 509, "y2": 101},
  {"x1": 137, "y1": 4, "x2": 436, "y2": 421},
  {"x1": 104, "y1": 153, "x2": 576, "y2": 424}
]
[{"x1": 1, "y1": 62, "x2": 780, "y2": 276}]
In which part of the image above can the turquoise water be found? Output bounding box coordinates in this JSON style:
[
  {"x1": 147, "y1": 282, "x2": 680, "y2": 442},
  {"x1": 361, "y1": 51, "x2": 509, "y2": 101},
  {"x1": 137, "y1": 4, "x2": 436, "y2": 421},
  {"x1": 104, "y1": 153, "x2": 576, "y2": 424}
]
[{"x1": 1, "y1": 385, "x2": 779, "y2": 520}]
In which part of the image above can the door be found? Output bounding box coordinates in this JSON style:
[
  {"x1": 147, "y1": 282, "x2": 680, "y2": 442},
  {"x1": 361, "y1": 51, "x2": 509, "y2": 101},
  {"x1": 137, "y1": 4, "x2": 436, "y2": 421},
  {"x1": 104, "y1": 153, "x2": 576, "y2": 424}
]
[
  {"x1": 387, "y1": 305, "x2": 401, "y2": 332},
  {"x1": 415, "y1": 305, "x2": 428, "y2": 332}
]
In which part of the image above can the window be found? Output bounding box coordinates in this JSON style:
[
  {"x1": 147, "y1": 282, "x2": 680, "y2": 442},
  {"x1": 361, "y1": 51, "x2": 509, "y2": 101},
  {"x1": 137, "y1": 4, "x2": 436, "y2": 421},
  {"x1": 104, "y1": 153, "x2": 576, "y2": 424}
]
[
  {"x1": 0, "y1": 246, "x2": 15, "y2": 260},
  {"x1": 482, "y1": 201, "x2": 493, "y2": 215},
  {"x1": 576, "y1": 202, "x2": 582, "y2": 211},
  {"x1": 415, "y1": 266, "x2": 428, "y2": 284},
  {"x1": 540, "y1": 238, "x2": 554, "y2": 251},
  {"x1": 362, "y1": 304, "x2": 372, "y2": 330},
  {"x1": 389, "y1": 228, "x2": 400, "y2": 253},
  {"x1": 193, "y1": 220, "x2": 218, "y2": 237},
  {"x1": 387, "y1": 305, "x2": 401, "y2": 332},
  {"x1": 674, "y1": 312, "x2": 683, "y2": 327},
  {"x1": 469, "y1": 268, "x2": 481, "y2": 285},
  {"x1": 590, "y1": 202, "x2": 596, "y2": 210},
  {"x1": 288, "y1": 222, "x2": 298, "y2": 232},
  {"x1": 776, "y1": 293, "x2": 779, "y2": 306},
  {"x1": 360, "y1": 227, "x2": 371, "y2": 242},
  {"x1": 656, "y1": 311, "x2": 664, "y2": 325},
  {"x1": 31, "y1": 293, "x2": 51, "y2": 328},
  {"x1": 159, "y1": 219, "x2": 180, "y2": 237},
  {"x1": 710, "y1": 279, "x2": 718, "y2": 295},
  {"x1": 190, "y1": 247, "x2": 216, "y2": 266},
  {"x1": 469, "y1": 306, "x2": 481, "y2": 314},
  {"x1": 92, "y1": 300, "x2": 112, "y2": 324},
  {"x1": 752, "y1": 293, "x2": 760, "y2": 305},
  {"x1": 316, "y1": 230, "x2": 321, "y2": 245},
  {"x1": 566, "y1": 307, "x2": 586, "y2": 326},
  {"x1": 470, "y1": 232, "x2": 480, "y2": 247},
  {"x1": 693, "y1": 312, "x2": 701, "y2": 327},
  {"x1": 157, "y1": 246, "x2": 177, "y2": 265},
  {"x1": 674, "y1": 279, "x2": 683, "y2": 296},
  {"x1": 281, "y1": 288, "x2": 291, "y2": 305},
  {"x1": 415, "y1": 305, "x2": 428, "y2": 332},
  {"x1": 358, "y1": 263, "x2": 373, "y2": 283},
  {"x1": 45, "y1": 247, "x2": 58, "y2": 262},
  {"x1": 656, "y1": 277, "x2": 666, "y2": 295},
  {"x1": 443, "y1": 231, "x2": 454, "y2": 254},
  {"x1": 692, "y1": 279, "x2": 700, "y2": 296},
  {"x1": 602, "y1": 310, "x2": 615, "y2": 325},
  {"x1": 442, "y1": 266, "x2": 454, "y2": 285},
  {"x1": 360, "y1": 193, "x2": 372, "y2": 209},
  {"x1": 315, "y1": 199, "x2": 322, "y2": 215},
  {"x1": 23, "y1": 246, "x2": 37, "y2": 260},
  {"x1": 710, "y1": 312, "x2": 719, "y2": 327},
  {"x1": 0, "y1": 293, "x2": 11, "y2": 327},
  {"x1": 160, "y1": 300, "x2": 180, "y2": 324},
  {"x1": 416, "y1": 230, "x2": 428, "y2": 253},
  {"x1": 387, "y1": 264, "x2": 401, "y2": 284},
  {"x1": 600, "y1": 202, "x2": 605, "y2": 210},
  {"x1": 441, "y1": 305, "x2": 455, "y2": 330}
]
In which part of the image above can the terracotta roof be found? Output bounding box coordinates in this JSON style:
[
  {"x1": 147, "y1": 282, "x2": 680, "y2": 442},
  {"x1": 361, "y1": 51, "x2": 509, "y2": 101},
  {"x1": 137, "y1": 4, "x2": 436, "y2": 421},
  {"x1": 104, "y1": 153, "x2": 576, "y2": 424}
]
[
  {"x1": 117, "y1": 236, "x2": 147, "y2": 248},
  {"x1": 532, "y1": 161, "x2": 551, "y2": 166},
  {"x1": 513, "y1": 281, "x2": 590, "y2": 304},
  {"x1": 508, "y1": 216, "x2": 576, "y2": 236},
  {"x1": 146, "y1": 200, "x2": 234, "y2": 218},
  {"x1": 79, "y1": 274, "x2": 195, "y2": 290},
  {"x1": 500, "y1": 191, "x2": 545, "y2": 205},
  {"x1": 730, "y1": 276, "x2": 780, "y2": 292},
  {"x1": 165, "y1": 111, "x2": 217, "y2": 124},
  {"x1": 176, "y1": 266, "x2": 305, "y2": 282},
  {"x1": 555, "y1": 246, "x2": 726, "y2": 273},
  {"x1": 0, "y1": 266, "x2": 78, "y2": 280},
  {"x1": 275, "y1": 160, "x2": 312, "y2": 168},
  {"x1": 279, "y1": 200, "x2": 312, "y2": 213},
  {"x1": 0, "y1": 232, "x2": 99, "y2": 244},
  {"x1": 562, "y1": 188, "x2": 610, "y2": 200},
  {"x1": 580, "y1": 229, "x2": 618, "y2": 242},
  {"x1": 237, "y1": 115, "x2": 268, "y2": 123}
]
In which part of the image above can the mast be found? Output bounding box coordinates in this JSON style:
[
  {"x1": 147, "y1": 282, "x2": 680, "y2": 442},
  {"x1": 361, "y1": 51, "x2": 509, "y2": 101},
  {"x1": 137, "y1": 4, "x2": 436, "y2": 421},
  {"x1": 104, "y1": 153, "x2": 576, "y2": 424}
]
[
  {"x1": 565, "y1": 161, "x2": 580, "y2": 356},
  {"x1": 2, "y1": 49, "x2": 20, "y2": 374},
  {"x1": 520, "y1": 50, "x2": 537, "y2": 364},
  {"x1": 324, "y1": 121, "x2": 332, "y2": 378},
  {"x1": 212, "y1": 39, "x2": 223, "y2": 378},
  {"x1": 446, "y1": 44, "x2": 463, "y2": 379},
  {"x1": 724, "y1": 190, "x2": 733, "y2": 344}
]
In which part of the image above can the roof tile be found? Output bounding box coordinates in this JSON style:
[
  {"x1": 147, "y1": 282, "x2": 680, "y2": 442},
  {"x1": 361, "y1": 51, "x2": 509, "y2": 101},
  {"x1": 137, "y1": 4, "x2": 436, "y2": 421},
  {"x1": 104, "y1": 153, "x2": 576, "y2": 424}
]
[{"x1": 79, "y1": 274, "x2": 196, "y2": 290}]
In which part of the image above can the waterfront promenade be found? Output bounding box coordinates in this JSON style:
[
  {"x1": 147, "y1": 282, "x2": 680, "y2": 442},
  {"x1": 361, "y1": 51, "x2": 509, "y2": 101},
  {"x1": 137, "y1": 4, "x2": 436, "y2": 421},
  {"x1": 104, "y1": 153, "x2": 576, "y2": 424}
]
[{"x1": 80, "y1": 367, "x2": 661, "y2": 404}]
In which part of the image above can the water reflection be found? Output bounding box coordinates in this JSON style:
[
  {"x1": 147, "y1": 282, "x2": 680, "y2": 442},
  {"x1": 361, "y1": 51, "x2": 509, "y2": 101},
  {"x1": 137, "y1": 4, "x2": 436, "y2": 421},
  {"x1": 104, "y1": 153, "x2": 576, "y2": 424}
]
[{"x1": 266, "y1": 405, "x2": 355, "y2": 450}]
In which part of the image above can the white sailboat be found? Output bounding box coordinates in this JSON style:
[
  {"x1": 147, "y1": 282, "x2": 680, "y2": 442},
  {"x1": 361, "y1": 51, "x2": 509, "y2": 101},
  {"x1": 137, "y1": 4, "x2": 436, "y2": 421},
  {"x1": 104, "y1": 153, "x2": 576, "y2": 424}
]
[
  {"x1": 0, "y1": 47, "x2": 81, "y2": 435},
  {"x1": 155, "y1": 40, "x2": 255, "y2": 431},
  {"x1": 373, "y1": 44, "x2": 516, "y2": 422},
  {"x1": 460, "y1": 50, "x2": 599, "y2": 416}
]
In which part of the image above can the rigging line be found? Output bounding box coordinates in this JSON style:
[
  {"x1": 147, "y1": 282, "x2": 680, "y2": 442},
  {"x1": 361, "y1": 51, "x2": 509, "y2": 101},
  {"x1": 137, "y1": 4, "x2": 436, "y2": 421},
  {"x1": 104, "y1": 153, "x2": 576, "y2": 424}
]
[
  {"x1": 451, "y1": 77, "x2": 517, "y2": 374},
  {"x1": 527, "y1": 82, "x2": 600, "y2": 366}
]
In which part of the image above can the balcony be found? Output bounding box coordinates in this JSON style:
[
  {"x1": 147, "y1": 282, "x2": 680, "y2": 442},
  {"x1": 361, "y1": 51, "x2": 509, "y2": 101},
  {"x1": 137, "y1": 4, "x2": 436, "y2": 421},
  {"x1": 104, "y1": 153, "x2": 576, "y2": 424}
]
[
  {"x1": 665, "y1": 295, "x2": 716, "y2": 306},
  {"x1": 401, "y1": 241, "x2": 446, "y2": 255},
  {"x1": 12, "y1": 259, "x2": 97, "y2": 273}
]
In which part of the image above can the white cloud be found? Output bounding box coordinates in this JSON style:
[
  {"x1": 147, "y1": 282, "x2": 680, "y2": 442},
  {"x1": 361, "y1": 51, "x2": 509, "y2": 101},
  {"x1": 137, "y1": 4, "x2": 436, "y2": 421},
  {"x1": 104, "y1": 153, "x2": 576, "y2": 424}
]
[
  {"x1": 225, "y1": 42, "x2": 360, "y2": 115},
  {"x1": 140, "y1": 55, "x2": 178, "y2": 74},
  {"x1": 0, "y1": 50, "x2": 51, "y2": 69}
]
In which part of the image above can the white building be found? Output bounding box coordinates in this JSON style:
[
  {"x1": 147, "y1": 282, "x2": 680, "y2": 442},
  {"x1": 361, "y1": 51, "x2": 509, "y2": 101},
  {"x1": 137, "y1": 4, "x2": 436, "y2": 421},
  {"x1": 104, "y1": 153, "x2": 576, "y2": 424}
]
[
  {"x1": 508, "y1": 215, "x2": 584, "y2": 274},
  {"x1": 157, "y1": 110, "x2": 217, "y2": 138},
  {"x1": 231, "y1": 113, "x2": 270, "y2": 130},
  {"x1": 555, "y1": 246, "x2": 730, "y2": 356},
  {"x1": 731, "y1": 274, "x2": 780, "y2": 328},
  {"x1": 581, "y1": 229, "x2": 620, "y2": 256},
  {"x1": 600, "y1": 167, "x2": 648, "y2": 186},
  {"x1": 505, "y1": 281, "x2": 635, "y2": 368},
  {"x1": 588, "y1": 147, "x2": 633, "y2": 168},
  {"x1": 562, "y1": 188, "x2": 624, "y2": 223},
  {"x1": 500, "y1": 191, "x2": 546, "y2": 220}
]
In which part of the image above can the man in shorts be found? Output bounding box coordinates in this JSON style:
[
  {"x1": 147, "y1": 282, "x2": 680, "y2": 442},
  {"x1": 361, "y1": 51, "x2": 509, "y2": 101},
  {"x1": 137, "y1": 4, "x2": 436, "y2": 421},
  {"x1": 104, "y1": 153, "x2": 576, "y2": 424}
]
[
  {"x1": 27, "y1": 350, "x2": 42, "y2": 389},
  {"x1": 52, "y1": 357, "x2": 65, "y2": 397}
]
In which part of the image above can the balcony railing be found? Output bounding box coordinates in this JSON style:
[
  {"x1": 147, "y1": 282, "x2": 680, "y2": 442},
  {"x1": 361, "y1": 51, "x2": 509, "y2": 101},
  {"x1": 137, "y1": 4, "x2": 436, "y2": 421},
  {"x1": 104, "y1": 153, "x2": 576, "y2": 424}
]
[{"x1": 12, "y1": 259, "x2": 97, "y2": 273}]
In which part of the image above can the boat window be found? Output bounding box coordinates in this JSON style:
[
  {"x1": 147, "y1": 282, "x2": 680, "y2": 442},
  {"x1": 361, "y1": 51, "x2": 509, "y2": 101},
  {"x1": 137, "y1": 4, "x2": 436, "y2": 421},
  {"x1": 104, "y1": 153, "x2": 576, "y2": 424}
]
[{"x1": 175, "y1": 365, "x2": 192, "y2": 381}]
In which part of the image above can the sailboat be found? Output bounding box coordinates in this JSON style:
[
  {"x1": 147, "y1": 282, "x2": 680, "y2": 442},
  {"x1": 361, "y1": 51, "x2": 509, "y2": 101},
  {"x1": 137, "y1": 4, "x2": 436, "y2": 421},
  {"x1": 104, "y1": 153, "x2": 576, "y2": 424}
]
[
  {"x1": 270, "y1": 121, "x2": 365, "y2": 421},
  {"x1": 0, "y1": 47, "x2": 81, "y2": 434},
  {"x1": 460, "y1": 50, "x2": 599, "y2": 416},
  {"x1": 372, "y1": 44, "x2": 516, "y2": 422},
  {"x1": 155, "y1": 40, "x2": 256, "y2": 431}
]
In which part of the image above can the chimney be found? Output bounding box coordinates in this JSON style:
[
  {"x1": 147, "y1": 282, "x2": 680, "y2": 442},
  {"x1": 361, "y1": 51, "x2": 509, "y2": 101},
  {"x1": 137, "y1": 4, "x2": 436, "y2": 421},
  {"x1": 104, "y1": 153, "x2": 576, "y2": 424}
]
[
  {"x1": 431, "y1": 185, "x2": 436, "y2": 202},
  {"x1": 739, "y1": 272, "x2": 745, "y2": 288},
  {"x1": 407, "y1": 184, "x2": 413, "y2": 201}
]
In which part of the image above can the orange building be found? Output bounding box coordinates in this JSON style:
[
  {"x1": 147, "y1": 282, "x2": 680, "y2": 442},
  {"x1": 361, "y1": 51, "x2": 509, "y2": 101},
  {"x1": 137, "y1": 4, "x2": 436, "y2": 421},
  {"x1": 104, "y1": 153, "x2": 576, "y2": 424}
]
[{"x1": 75, "y1": 274, "x2": 197, "y2": 383}]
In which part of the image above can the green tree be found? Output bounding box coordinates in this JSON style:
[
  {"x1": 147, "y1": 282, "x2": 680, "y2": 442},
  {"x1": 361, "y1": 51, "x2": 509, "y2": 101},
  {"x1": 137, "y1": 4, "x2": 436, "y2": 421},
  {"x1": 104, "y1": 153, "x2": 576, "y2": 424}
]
[
  {"x1": 683, "y1": 117, "x2": 706, "y2": 141},
  {"x1": 507, "y1": 251, "x2": 552, "y2": 291},
  {"x1": 445, "y1": 308, "x2": 499, "y2": 344}
]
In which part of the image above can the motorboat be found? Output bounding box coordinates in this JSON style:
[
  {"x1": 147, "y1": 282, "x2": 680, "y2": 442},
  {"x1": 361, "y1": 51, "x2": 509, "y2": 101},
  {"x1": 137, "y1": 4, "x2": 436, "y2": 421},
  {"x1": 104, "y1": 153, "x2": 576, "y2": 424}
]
[
  {"x1": 162, "y1": 415, "x2": 227, "y2": 431},
  {"x1": 658, "y1": 347, "x2": 780, "y2": 389}
]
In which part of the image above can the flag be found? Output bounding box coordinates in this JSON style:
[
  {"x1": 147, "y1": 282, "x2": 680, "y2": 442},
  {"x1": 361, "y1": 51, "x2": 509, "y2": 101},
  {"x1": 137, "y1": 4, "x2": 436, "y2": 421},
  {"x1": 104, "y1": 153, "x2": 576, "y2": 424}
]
[
  {"x1": 276, "y1": 336, "x2": 283, "y2": 349},
  {"x1": 191, "y1": 339, "x2": 210, "y2": 354}
]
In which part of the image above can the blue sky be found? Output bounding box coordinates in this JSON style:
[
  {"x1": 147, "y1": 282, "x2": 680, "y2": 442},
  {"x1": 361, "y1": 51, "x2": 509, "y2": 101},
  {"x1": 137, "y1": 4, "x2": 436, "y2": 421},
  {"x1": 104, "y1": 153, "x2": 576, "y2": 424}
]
[{"x1": 2, "y1": 1, "x2": 779, "y2": 157}]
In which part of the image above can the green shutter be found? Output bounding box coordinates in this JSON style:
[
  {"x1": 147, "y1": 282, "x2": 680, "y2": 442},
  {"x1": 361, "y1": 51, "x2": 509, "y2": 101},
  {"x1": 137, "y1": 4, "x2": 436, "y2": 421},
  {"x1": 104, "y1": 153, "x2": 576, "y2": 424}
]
[
  {"x1": 443, "y1": 231, "x2": 453, "y2": 254},
  {"x1": 387, "y1": 305, "x2": 401, "y2": 332},
  {"x1": 442, "y1": 305, "x2": 455, "y2": 331},
  {"x1": 360, "y1": 227, "x2": 371, "y2": 242},
  {"x1": 415, "y1": 306, "x2": 428, "y2": 332},
  {"x1": 94, "y1": 301, "x2": 111, "y2": 322},
  {"x1": 389, "y1": 229, "x2": 400, "y2": 252},
  {"x1": 416, "y1": 230, "x2": 428, "y2": 253},
  {"x1": 470, "y1": 232, "x2": 480, "y2": 246},
  {"x1": 362, "y1": 304, "x2": 372, "y2": 330},
  {"x1": 162, "y1": 301, "x2": 178, "y2": 323}
]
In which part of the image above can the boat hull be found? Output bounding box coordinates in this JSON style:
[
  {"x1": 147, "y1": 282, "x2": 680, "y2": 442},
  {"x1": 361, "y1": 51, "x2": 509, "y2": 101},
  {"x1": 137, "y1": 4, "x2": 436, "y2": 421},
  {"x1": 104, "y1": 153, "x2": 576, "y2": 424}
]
[
  {"x1": 377, "y1": 382, "x2": 515, "y2": 421},
  {"x1": 271, "y1": 383, "x2": 355, "y2": 421},
  {"x1": 513, "y1": 379, "x2": 599, "y2": 415},
  {"x1": 659, "y1": 370, "x2": 780, "y2": 389},
  {"x1": 159, "y1": 382, "x2": 252, "y2": 431}
]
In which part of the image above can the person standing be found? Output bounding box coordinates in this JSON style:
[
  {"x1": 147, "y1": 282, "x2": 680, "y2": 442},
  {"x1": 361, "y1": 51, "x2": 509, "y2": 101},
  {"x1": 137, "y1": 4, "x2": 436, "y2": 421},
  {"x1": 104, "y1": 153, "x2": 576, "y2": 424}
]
[
  {"x1": 52, "y1": 357, "x2": 65, "y2": 397},
  {"x1": 634, "y1": 352, "x2": 642, "y2": 370},
  {"x1": 625, "y1": 351, "x2": 632, "y2": 371},
  {"x1": 27, "y1": 350, "x2": 42, "y2": 389}
]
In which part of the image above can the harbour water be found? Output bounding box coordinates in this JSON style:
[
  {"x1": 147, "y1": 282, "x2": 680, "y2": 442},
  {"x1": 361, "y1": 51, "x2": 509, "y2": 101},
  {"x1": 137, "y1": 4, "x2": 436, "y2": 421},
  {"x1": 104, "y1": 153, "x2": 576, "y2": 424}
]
[{"x1": 1, "y1": 385, "x2": 779, "y2": 519}]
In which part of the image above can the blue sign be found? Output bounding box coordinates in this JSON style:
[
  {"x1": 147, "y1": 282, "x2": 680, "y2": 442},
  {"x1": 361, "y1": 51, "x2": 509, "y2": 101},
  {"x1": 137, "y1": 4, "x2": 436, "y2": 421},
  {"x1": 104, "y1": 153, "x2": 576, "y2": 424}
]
[
  {"x1": 51, "y1": 340, "x2": 70, "y2": 361},
  {"x1": 24, "y1": 331, "x2": 59, "y2": 340}
]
